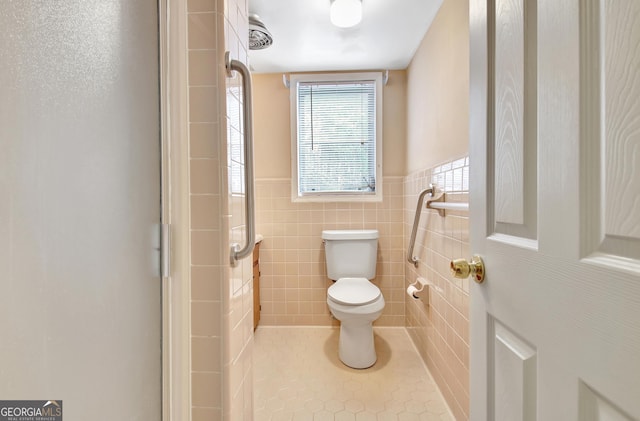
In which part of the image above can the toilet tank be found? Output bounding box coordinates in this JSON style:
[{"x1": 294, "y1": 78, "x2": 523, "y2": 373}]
[{"x1": 322, "y1": 229, "x2": 378, "y2": 280}]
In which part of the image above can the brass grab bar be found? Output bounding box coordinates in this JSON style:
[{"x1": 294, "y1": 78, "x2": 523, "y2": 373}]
[{"x1": 407, "y1": 186, "x2": 434, "y2": 267}]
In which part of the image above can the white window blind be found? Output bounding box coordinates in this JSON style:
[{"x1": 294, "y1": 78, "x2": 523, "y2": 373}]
[{"x1": 295, "y1": 78, "x2": 378, "y2": 196}]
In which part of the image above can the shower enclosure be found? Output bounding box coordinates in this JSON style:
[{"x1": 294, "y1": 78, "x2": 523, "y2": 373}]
[{"x1": 0, "y1": 1, "x2": 162, "y2": 419}]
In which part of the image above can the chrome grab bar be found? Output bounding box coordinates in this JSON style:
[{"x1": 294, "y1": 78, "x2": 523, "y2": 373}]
[
  {"x1": 407, "y1": 186, "x2": 434, "y2": 267},
  {"x1": 425, "y1": 188, "x2": 468, "y2": 216},
  {"x1": 226, "y1": 51, "x2": 256, "y2": 265},
  {"x1": 427, "y1": 199, "x2": 469, "y2": 216}
]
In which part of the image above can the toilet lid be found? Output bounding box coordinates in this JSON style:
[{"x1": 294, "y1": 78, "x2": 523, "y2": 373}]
[{"x1": 328, "y1": 278, "x2": 381, "y2": 305}]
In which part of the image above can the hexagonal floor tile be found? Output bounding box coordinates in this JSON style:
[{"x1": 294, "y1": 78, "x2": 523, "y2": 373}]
[{"x1": 254, "y1": 327, "x2": 455, "y2": 421}]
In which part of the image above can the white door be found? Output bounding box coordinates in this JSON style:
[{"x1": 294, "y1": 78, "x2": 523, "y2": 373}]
[
  {"x1": 0, "y1": 2, "x2": 162, "y2": 419},
  {"x1": 469, "y1": 0, "x2": 640, "y2": 419}
]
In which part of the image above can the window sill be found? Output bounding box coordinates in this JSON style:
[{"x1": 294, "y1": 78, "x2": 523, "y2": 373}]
[{"x1": 291, "y1": 192, "x2": 383, "y2": 203}]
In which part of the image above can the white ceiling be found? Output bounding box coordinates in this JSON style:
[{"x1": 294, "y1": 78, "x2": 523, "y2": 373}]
[{"x1": 247, "y1": 0, "x2": 444, "y2": 74}]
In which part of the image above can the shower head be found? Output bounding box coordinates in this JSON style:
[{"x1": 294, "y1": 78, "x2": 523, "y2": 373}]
[{"x1": 249, "y1": 14, "x2": 273, "y2": 50}]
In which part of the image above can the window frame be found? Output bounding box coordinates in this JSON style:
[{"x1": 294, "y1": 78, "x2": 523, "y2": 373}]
[{"x1": 289, "y1": 72, "x2": 383, "y2": 202}]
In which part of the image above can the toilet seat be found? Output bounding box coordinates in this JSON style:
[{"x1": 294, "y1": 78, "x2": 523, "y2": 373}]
[{"x1": 328, "y1": 277, "x2": 381, "y2": 305}]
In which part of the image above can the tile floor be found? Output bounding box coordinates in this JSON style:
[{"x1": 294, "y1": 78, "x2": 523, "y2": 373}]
[{"x1": 254, "y1": 327, "x2": 455, "y2": 421}]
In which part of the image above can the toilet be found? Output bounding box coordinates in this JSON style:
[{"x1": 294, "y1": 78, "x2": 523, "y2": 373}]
[{"x1": 322, "y1": 229, "x2": 385, "y2": 369}]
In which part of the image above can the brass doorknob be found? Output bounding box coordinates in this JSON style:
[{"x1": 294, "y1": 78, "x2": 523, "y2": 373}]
[{"x1": 450, "y1": 255, "x2": 485, "y2": 283}]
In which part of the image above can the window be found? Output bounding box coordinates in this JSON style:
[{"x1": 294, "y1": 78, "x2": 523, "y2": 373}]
[{"x1": 290, "y1": 72, "x2": 383, "y2": 202}]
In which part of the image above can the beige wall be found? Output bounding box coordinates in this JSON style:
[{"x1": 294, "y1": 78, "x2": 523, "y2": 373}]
[
  {"x1": 255, "y1": 177, "x2": 406, "y2": 326},
  {"x1": 252, "y1": 74, "x2": 290, "y2": 179},
  {"x1": 404, "y1": 1, "x2": 471, "y2": 419},
  {"x1": 185, "y1": 1, "x2": 224, "y2": 420},
  {"x1": 404, "y1": 160, "x2": 470, "y2": 421},
  {"x1": 251, "y1": 70, "x2": 409, "y2": 326},
  {"x1": 186, "y1": 0, "x2": 255, "y2": 419},
  {"x1": 222, "y1": 1, "x2": 255, "y2": 420},
  {"x1": 251, "y1": 70, "x2": 409, "y2": 327},
  {"x1": 253, "y1": 70, "x2": 407, "y2": 178},
  {"x1": 406, "y1": 0, "x2": 469, "y2": 173}
]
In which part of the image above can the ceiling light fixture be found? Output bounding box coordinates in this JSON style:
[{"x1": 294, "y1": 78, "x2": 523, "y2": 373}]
[{"x1": 330, "y1": 0, "x2": 362, "y2": 28}]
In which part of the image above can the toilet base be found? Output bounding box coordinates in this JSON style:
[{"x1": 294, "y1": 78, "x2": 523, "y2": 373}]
[
  {"x1": 338, "y1": 319, "x2": 377, "y2": 369},
  {"x1": 327, "y1": 293, "x2": 385, "y2": 369}
]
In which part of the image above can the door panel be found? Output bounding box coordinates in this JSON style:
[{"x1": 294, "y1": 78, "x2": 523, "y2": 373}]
[
  {"x1": 581, "y1": 0, "x2": 640, "y2": 263},
  {"x1": 471, "y1": 0, "x2": 640, "y2": 419},
  {"x1": 492, "y1": 321, "x2": 537, "y2": 421},
  {"x1": 491, "y1": 0, "x2": 538, "y2": 241},
  {"x1": 494, "y1": 0, "x2": 525, "y2": 225},
  {"x1": 579, "y1": 383, "x2": 636, "y2": 421},
  {"x1": 0, "y1": 2, "x2": 161, "y2": 419}
]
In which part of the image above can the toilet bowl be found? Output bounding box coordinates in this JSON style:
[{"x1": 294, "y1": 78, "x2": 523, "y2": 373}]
[
  {"x1": 327, "y1": 277, "x2": 385, "y2": 368},
  {"x1": 321, "y1": 229, "x2": 385, "y2": 369}
]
